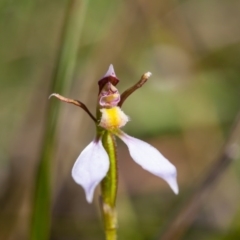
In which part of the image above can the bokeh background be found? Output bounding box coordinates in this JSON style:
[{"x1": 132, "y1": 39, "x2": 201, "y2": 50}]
[{"x1": 1, "y1": 0, "x2": 240, "y2": 239}]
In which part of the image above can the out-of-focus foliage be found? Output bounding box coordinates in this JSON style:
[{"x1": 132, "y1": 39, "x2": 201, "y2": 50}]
[{"x1": 0, "y1": 0, "x2": 240, "y2": 239}]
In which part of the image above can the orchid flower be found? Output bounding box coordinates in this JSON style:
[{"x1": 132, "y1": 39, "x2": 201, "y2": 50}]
[
  {"x1": 51, "y1": 65, "x2": 178, "y2": 203},
  {"x1": 50, "y1": 65, "x2": 178, "y2": 205}
]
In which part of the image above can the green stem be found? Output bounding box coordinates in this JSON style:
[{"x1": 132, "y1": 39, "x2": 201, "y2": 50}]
[{"x1": 101, "y1": 131, "x2": 118, "y2": 240}]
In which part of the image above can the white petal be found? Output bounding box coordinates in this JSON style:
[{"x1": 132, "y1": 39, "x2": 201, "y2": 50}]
[
  {"x1": 117, "y1": 131, "x2": 178, "y2": 194},
  {"x1": 72, "y1": 140, "x2": 109, "y2": 203}
]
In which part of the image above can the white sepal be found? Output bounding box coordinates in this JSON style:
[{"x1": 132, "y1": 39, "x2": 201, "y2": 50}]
[
  {"x1": 117, "y1": 131, "x2": 178, "y2": 194},
  {"x1": 72, "y1": 139, "x2": 109, "y2": 203},
  {"x1": 103, "y1": 64, "x2": 116, "y2": 78}
]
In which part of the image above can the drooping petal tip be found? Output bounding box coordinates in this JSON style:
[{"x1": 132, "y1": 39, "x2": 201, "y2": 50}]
[
  {"x1": 117, "y1": 131, "x2": 179, "y2": 195},
  {"x1": 72, "y1": 140, "x2": 110, "y2": 203},
  {"x1": 165, "y1": 175, "x2": 179, "y2": 194}
]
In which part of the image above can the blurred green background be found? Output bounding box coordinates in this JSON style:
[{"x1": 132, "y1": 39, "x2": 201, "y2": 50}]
[{"x1": 1, "y1": 0, "x2": 240, "y2": 239}]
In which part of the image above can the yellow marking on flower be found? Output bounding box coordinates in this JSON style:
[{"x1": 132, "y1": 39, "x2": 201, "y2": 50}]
[
  {"x1": 100, "y1": 107, "x2": 129, "y2": 130},
  {"x1": 101, "y1": 93, "x2": 119, "y2": 105}
]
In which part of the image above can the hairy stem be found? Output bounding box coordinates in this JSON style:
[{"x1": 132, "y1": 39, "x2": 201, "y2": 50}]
[{"x1": 101, "y1": 131, "x2": 118, "y2": 240}]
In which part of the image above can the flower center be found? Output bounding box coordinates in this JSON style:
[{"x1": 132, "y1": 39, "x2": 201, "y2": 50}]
[{"x1": 99, "y1": 107, "x2": 129, "y2": 130}]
